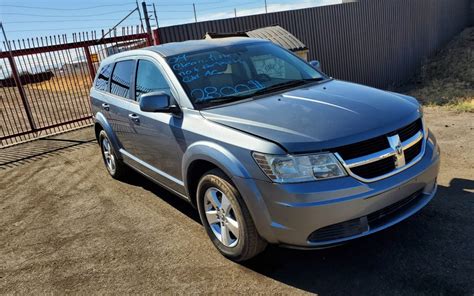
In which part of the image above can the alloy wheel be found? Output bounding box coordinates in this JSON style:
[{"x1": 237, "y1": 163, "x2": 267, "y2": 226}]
[
  {"x1": 203, "y1": 187, "x2": 240, "y2": 247},
  {"x1": 101, "y1": 137, "x2": 116, "y2": 173}
]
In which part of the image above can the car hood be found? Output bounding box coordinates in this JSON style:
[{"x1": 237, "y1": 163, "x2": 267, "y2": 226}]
[{"x1": 200, "y1": 80, "x2": 421, "y2": 153}]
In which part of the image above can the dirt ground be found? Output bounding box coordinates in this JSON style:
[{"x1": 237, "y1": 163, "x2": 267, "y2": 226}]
[{"x1": 0, "y1": 107, "x2": 473, "y2": 295}]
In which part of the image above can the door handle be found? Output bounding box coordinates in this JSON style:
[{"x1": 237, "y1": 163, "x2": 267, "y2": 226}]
[
  {"x1": 101, "y1": 103, "x2": 110, "y2": 111},
  {"x1": 128, "y1": 113, "x2": 140, "y2": 124}
]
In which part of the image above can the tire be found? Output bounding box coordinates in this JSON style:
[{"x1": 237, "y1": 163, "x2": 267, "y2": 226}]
[
  {"x1": 197, "y1": 169, "x2": 267, "y2": 261},
  {"x1": 98, "y1": 130, "x2": 128, "y2": 180}
]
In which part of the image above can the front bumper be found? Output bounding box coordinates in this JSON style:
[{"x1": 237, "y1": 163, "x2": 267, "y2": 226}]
[{"x1": 233, "y1": 132, "x2": 440, "y2": 248}]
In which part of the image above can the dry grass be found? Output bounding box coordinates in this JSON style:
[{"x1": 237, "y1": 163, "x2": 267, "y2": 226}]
[
  {"x1": 30, "y1": 73, "x2": 92, "y2": 91},
  {"x1": 401, "y1": 27, "x2": 474, "y2": 112}
]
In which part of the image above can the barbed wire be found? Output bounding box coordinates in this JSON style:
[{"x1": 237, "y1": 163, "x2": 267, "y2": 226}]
[
  {"x1": 0, "y1": 3, "x2": 136, "y2": 11},
  {"x1": 1, "y1": 10, "x2": 135, "y2": 18}
]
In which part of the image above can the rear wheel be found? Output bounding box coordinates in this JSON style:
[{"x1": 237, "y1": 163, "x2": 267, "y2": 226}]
[
  {"x1": 99, "y1": 130, "x2": 128, "y2": 179},
  {"x1": 197, "y1": 169, "x2": 267, "y2": 261}
]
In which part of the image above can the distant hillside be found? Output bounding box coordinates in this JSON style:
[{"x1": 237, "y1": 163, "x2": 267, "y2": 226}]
[{"x1": 401, "y1": 27, "x2": 473, "y2": 112}]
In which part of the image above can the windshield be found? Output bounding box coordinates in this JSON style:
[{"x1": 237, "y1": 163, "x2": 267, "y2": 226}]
[{"x1": 166, "y1": 42, "x2": 326, "y2": 108}]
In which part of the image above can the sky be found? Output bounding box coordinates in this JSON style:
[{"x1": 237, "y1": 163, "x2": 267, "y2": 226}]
[
  {"x1": 0, "y1": 0, "x2": 343, "y2": 41},
  {"x1": 0, "y1": 0, "x2": 344, "y2": 77}
]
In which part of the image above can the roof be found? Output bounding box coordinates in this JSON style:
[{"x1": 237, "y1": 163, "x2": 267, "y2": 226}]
[
  {"x1": 205, "y1": 25, "x2": 307, "y2": 52},
  {"x1": 146, "y1": 37, "x2": 268, "y2": 57}
]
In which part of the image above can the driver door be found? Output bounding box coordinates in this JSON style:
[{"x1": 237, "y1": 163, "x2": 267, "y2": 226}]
[{"x1": 125, "y1": 58, "x2": 185, "y2": 194}]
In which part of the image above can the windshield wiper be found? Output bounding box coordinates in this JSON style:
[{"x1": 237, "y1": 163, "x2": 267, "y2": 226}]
[
  {"x1": 302, "y1": 77, "x2": 326, "y2": 83},
  {"x1": 251, "y1": 77, "x2": 325, "y2": 97},
  {"x1": 194, "y1": 95, "x2": 251, "y2": 108}
]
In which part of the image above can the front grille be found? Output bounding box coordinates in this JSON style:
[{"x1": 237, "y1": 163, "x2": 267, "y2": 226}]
[
  {"x1": 307, "y1": 217, "x2": 368, "y2": 242},
  {"x1": 404, "y1": 140, "x2": 423, "y2": 163},
  {"x1": 333, "y1": 118, "x2": 424, "y2": 181},
  {"x1": 308, "y1": 190, "x2": 424, "y2": 243},
  {"x1": 391, "y1": 118, "x2": 423, "y2": 141},
  {"x1": 332, "y1": 136, "x2": 389, "y2": 160},
  {"x1": 350, "y1": 156, "x2": 396, "y2": 179}
]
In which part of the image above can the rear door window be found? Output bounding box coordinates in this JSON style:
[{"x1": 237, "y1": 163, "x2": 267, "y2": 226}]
[
  {"x1": 110, "y1": 60, "x2": 135, "y2": 99},
  {"x1": 94, "y1": 64, "x2": 113, "y2": 92}
]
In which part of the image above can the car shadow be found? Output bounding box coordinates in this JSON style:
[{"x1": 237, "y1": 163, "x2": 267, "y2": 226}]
[
  {"x1": 120, "y1": 171, "x2": 474, "y2": 294},
  {"x1": 122, "y1": 169, "x2": 201, "y2": 224},
  {"x1": 241, "y1": 178, "x2": 474, "y2": 295},
  {"x1": 0, "y1": 127, "x2": 95, "y2": 169}
]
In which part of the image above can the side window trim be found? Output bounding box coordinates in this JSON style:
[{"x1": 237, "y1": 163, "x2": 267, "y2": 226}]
[
  {"x1": 131, "y1": 59, "x2": 142, "y2": 102},
  {"x1": 107, "y1": 62, "x2": 115, "y2": 93},
  {"x1": 130, "y1": 59, "x2": 139, "y2": 102}
]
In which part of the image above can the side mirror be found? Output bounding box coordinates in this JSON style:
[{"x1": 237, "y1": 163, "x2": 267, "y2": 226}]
[
  {"x1": 309, "y1": 60, "x2": 322, "y2": 71},
  {"x1": 139, "y1": 91, "x2": 180, "y2": 114}
]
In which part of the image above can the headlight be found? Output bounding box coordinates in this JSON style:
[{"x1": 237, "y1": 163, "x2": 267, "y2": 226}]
[
  {"x1": 419, "y1": 104, "x2": 429, "y2": 139},
  {"x1": 253, "y1": 152, "x2": 347, "y2": 183},
  {"x1": 418, "y1": 104, "x2": 424, "y2": 117}
]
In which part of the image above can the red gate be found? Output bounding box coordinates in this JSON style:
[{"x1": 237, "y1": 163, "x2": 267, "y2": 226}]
[{"x1": 0, "y1": 26, "x2": 151, "y2": 147}]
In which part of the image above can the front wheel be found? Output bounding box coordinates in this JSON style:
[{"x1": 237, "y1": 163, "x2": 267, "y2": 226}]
[{"x1": 197, "y1": 169, "x2": 267, "y2": 261}]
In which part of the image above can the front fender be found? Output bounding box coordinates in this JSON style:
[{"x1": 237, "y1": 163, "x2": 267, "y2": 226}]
[
  {"x1": 94, "y1": 112, "x2": 122, "y2": 159},
  {"x1": 182, "y1": 141, "x2": 251, "y2": 182},
  {"x1": 182, "y1": 141, "x2": 277, "y2": 243}
]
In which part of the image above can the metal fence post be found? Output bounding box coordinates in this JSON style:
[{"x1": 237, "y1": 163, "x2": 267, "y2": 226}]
[
  {"x1": 1, "y1": 23, "x2": 37, "y2": 131},
  {"x1": 83, "y1": 46, "x2": 96, "y2": 82},
  {"x1": 153, "y1": 29, "x2": 160, "y2": 45}
]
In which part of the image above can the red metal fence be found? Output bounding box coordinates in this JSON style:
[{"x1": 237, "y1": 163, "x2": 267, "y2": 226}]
[{"x1": 0, "y1": 26, "x2": 151, "y2": 147}]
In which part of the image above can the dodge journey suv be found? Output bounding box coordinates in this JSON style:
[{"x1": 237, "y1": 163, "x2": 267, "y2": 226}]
[{"x1": 90, "y1": 38, "x2": 440, "y2": 261}]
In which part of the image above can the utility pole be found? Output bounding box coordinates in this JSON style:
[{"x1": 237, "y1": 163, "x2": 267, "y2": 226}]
[
  {"x1": 264, "y1": 0, "x2": 268, "y2": 13},
  {"x1": 152, "y1": 3, "x2": 159, "y2": 28},
  {"x1": 234, "y1": 8, "x2": 237, "y2": 18},
  {"x1": 193, "y1": 3, "x2": 197, "y2": 23},
  {"x1": 136, "y1": 1, "x2": 144, "y2": 32},
  {"x1": 141, "y1": 1, "x2": 153, "y2": 45}
]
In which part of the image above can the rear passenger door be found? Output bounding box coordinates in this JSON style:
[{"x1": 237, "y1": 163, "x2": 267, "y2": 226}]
[
  {"x1": 91, "y1": 64, "x2": 113, "y2": 120},
  {"x1": 107, "y1": 59, "x2": 136, "y2": 151}
]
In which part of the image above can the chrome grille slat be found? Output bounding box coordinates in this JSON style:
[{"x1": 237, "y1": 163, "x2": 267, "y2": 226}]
[
  {"x1": 344, "y1": 147, "x2": 395, "y2": 168},
  {"x1": 402, "y1": 131, "x2": 423, "y2": 149}
]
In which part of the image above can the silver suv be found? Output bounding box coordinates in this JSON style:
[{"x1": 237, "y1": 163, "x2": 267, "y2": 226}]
[{"x1": 90, "y1": 38, "x2": 440, "y2": 261}]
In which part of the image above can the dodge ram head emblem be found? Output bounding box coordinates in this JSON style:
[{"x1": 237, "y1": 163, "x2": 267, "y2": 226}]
[
  {"x1": 395, "y1": 143, "x2": 403, "y2": 156},
  {"x1": 388, "y1": 135, "x2": 406, "y2": 168}
]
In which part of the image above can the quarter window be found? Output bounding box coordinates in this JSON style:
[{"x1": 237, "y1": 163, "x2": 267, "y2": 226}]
[
  {"x1": 135, "y1": 60, "x2": 171, "y2": 101},
  {"x1": 94, "y1": 64, "x2": 112, "y2": 91},
  {"x1": 110, "y1": 60, "x2": 135, "y2": 99}
]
